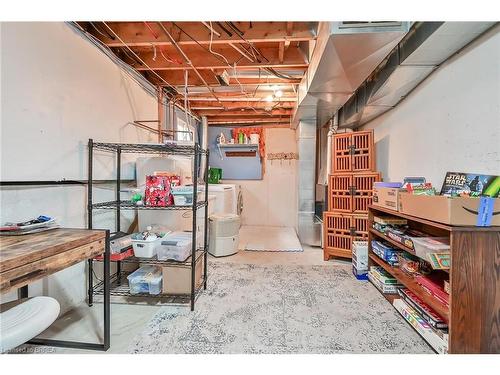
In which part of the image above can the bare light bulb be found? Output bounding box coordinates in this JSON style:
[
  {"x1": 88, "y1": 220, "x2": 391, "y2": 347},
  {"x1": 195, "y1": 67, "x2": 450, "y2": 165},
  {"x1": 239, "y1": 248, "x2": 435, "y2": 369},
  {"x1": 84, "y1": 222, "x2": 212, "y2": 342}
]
[
  {"x1": 265, "y1": 95, "x2": 274, "y2": 102},
  {"x1": 275, "y1": 90, "x2": 283, "y2": 98}
]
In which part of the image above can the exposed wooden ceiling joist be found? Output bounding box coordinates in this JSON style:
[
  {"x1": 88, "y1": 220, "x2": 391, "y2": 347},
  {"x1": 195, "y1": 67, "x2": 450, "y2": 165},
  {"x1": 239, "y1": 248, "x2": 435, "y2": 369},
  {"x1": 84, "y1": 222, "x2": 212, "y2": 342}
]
[
  {"x1": 190, "y1": 101, "x2": 295, "y2": 109},
  {"x1": 79, "y1": 21, "x2": 317, "y2": 125},
  {"x1": 208, "y1": 117, "x2": 291, "y2": 124},
  {"x1": 150, "y1": 69, "x2": 301, "y2": 86},
  {"x1": 125, "y1": 45, "x2": 308, "y2": 71},
  {"x1": 82, "y1": 22, "x2": 316, "y2": 48},
  {"x1": 196, "y1": 108, "x2": 293, "y2": 116}
]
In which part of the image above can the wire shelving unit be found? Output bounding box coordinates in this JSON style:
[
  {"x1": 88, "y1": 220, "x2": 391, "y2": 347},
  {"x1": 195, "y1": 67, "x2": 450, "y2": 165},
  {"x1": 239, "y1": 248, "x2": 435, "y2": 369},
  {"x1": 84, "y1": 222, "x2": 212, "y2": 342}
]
[{"x1": 87, "y1": 139, "x2": 209, "y2": 311}]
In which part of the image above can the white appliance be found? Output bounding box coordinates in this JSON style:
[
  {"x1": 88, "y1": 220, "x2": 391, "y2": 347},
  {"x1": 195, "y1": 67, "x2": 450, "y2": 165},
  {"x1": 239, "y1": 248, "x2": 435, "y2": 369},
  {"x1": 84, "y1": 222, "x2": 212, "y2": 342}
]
[
  {"x1": 202, "y1": 184, "x2": 242, "y2": 216},
  {"x1": 208, "y1": 213, "x2": 240, "y2": 257}
]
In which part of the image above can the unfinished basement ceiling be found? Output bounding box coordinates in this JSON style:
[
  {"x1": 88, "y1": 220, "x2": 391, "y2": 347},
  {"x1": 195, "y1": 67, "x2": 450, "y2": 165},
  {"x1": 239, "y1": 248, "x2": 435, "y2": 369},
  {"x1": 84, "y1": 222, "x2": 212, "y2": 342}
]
[{"x1": 76, "y1": 21, "x2": 318, "y2": 126}]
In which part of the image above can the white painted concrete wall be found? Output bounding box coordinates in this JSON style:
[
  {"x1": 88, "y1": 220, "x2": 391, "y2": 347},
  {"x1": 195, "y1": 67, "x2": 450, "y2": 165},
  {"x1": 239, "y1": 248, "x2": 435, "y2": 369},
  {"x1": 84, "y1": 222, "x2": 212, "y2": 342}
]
[
  {"x1": 361, "y1": 26, "x2": 500, "y2": 187},
  {"x1": 224, "y1": 128, "x2": 298, "y2": 228},
  {"x1": 0, "y1": 22, "x2": 158, "y2": 311}
]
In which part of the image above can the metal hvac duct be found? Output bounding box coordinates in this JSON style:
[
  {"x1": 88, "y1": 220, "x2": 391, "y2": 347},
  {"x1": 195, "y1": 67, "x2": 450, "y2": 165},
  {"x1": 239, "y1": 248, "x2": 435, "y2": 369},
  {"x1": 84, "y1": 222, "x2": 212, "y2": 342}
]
[
  {"x1": 292, "y1": 21, "x2": 411, "y2": 128},
  {"x1": 337, "y1": 22, "x2": 497, "y2": 128}
]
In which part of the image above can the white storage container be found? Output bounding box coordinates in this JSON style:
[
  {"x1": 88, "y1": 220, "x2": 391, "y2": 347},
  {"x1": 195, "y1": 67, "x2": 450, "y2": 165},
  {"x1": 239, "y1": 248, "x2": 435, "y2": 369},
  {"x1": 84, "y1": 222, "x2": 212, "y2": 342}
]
[
  {"x1": 157, "y1": 231, "x2": 193, "y2": 261},
  {"x1": 411, "y1": 237, "x2": 450, "y2": 261},
  {"x1": 352, "y1": 241, "x2": 368, "y2": 271},
  {"x1": 131, "y1": 234, "x2": 163, "y2": 258},
  {"x1": 171, "y1": 186, "x2": 203, "y2": 206},
  {"x1": 126, "y1": 265, "x2": 162, "y2": 295},
  {"x1": 109, "y1": 233, "x2": 133, "y2": 254}
]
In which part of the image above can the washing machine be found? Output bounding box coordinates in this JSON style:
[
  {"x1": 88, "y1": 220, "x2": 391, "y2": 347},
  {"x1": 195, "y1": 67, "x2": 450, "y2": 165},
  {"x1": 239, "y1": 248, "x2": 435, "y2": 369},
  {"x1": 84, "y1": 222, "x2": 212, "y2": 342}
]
[{"x1": 202, "y1": 184, "x2": 243, "y2": 216}]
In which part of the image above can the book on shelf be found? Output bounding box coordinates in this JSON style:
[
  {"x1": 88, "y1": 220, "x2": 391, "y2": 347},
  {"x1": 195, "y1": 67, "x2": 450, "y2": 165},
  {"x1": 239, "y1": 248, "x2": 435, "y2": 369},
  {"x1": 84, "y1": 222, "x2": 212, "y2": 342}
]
[
  {"x1": 415, "y1": 273, "x2": 450, "y2": 307},
  {"x1": 397, "y1": 288, "x2": 448, "y2": 329},
  {"x1": 373, "y1": 215, "x2": 408, "y2": 226},
  {"x1": 371, "y1": 240, "x2": 401, "y2": 266},
  {"x1": 393, "y1": 298, "x2": 448, "y2": 354},
  {"x1": 386, "y1": 227, "x2": 427, "y2": 249},
  {"x1": 368, "y1": 272, "x2": 400, "y2": 294},
  {"x1": 369, "y1": 266, "x2": 402, "y2": 285}
]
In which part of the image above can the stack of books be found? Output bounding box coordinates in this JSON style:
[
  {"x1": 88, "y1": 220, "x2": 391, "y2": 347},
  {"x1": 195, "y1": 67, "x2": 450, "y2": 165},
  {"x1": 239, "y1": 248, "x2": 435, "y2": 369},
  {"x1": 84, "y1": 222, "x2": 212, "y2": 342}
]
[
  {"x1": 415, "y1": 273, "x2": 450, "y2": 307},
  {"x1": 368, "y1": 266, "x2": 403, "y2": 294},
  {"x1": 393, "y1": 298, "x2": 448, "y2": 353},
  {"x1": 372, "y1": 215, "x2": 408, "y2": 233},
  {"x1": 371, "y1": 240, "x2": 401, "y2": 266},
  {"x1": 397, "y1": 288, "x2": 447, "y2": 329}
]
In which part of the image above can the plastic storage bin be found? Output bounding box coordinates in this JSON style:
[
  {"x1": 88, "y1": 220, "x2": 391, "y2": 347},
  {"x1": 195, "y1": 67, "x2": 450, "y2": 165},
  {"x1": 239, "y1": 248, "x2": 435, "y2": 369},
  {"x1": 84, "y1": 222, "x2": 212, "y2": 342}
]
[
  {"x1": 171, "y1": 186, "x2": 202, "y2": 206},
  {"x1": 411, "y1": 237, "x2": 450, "y2": 261},
  {"x1": 126, "y1": 265, "x2": 162, "y2": 295},
  {"x1": 131, "y1": 234, "x2": 164, "y2": 258},
  {"x1": 109, "y1": 233, "x2": 133, "y2": 254},
  {"x1": 157, "y1": 231, "x2": 193, "y2": 262}
]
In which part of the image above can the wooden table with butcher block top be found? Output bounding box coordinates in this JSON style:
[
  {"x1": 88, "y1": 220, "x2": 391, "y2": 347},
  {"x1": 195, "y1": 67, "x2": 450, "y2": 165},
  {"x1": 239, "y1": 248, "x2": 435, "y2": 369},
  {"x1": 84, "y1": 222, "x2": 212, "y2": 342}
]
[{"x1": 0, "y1": 228, "x2": 111, "y2": 351}]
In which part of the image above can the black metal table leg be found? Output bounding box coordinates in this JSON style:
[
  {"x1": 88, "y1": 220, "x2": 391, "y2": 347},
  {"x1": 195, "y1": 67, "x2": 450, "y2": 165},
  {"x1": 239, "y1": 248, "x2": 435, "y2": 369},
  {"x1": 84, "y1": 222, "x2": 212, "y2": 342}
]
[
  {"x1": 88, "y1": 259, "x2": 94, "y2": 306},
  {"x1": 19, "y1": 285, "x2": 28, "y2": 299},
  {"x1": 27, "y1": 230, "x2": 111, "y2": 351},
  {"x1": 203, "y1": 149, "x2": 209, "y2": 290},
  {"x1": 103, "y1": 229, "x2": 111, "y2": 349}
]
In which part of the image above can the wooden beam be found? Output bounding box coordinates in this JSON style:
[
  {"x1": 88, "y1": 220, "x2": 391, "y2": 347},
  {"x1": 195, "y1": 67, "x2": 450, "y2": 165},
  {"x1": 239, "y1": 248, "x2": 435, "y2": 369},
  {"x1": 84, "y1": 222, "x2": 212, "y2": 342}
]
[
  {"x1": 185, "y1": 93, "x2": 298, "y2": 102},
  {"x1": 178, "y1": 82, "x2": 297, "y2": 90},
  {"x1": 150, "y1": 70, "x2": 301, "y2": 86},
  {"x1": 278, "y1": 42, "x2": 285, "y2": 64},
  {"x1": 208, "y1": 117, "x2": 291, "y2": 125},
  {"x1": 88, "y1": 22, "x2": 317, "y2": 47},
  {"x1": 195, "y1": 108, "x2": 293, "y2": 117},
  {"x1": 190, "y1": 100, "x2": 295, "y2": 109},
  {"x1": 118, "y1": 44, "x2": 307, "y2": 71},
  {"x1": 286, "y1": 22, "x2": 294, "y2": 36},
  {"x1": 229, "y1": 43, "x2": 254, "y2": 62}
]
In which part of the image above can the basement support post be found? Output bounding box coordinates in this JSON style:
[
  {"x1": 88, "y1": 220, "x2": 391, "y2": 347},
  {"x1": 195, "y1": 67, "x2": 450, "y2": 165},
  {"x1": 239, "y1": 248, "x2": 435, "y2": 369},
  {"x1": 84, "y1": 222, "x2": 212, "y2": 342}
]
[
  {"x1": 200, "y1": 116, "x2": 208, "y2": 174},
  {"x1": 157, "y1": 87, "x2": 165, "y2": 142},
  {"x1": 326, "y1": 115, "x2": 338, "y2": 178}
]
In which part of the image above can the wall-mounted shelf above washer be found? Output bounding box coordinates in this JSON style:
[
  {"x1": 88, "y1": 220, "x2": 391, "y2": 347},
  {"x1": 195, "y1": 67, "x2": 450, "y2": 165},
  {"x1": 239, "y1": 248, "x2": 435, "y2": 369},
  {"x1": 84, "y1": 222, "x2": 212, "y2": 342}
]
[{"x1": 219, "y1": 143, "x2": 259, "y2": 149}]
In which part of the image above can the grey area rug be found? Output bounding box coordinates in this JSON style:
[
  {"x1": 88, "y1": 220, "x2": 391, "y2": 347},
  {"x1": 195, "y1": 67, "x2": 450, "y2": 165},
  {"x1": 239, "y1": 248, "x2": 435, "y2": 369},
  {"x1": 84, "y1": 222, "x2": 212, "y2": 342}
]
[{"x1": 128, "y1": 262, "x2": 432, "y2": 354}]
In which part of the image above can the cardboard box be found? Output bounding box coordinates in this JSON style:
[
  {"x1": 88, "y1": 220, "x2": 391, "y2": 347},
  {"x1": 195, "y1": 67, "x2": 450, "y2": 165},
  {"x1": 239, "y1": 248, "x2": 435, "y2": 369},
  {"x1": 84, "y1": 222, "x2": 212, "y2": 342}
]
[
  {"x1": 398, "y1": 192, "x2": 500, "y2": 226},
  {"x1": 372, "y1": 186, "x2": 400, "y2": 211},
  {"x1": 162, "y1": 256, "x2": 204, "y2": 295}
]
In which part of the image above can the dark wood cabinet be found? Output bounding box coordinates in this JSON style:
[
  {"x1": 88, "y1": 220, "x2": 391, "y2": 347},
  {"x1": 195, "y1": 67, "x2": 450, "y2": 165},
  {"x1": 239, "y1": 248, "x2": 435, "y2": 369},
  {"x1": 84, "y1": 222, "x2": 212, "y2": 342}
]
[{"x1": 368, "y1": 205, "x2": 500, "y2": 354}]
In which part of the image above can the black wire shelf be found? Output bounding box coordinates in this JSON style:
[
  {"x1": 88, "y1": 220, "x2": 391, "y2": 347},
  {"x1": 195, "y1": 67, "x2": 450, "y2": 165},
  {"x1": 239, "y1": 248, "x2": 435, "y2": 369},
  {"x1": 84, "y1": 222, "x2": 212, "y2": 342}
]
[
  {"x1": 95, "y1": 249, "x2": 206, "y2": 267},
  {"x1": 92, "y1": 141, "x2": 208, "y2": 156},
  {"x1": 93, "y1": 271, "x2": 206, "y2": 305},
  {"x1": 92, "y1": 200, "x2": 207, "y2": 210},
  {"x1": 88, "y1": 138, "x2": 210, "y2": 310}
]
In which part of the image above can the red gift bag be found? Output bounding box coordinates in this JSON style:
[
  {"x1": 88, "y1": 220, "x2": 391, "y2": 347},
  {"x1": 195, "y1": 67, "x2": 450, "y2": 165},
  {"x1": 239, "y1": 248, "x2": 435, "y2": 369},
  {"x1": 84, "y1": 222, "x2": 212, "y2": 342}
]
[{"x1": 145, "y1": 175, "x2": 173, "y2": 206}]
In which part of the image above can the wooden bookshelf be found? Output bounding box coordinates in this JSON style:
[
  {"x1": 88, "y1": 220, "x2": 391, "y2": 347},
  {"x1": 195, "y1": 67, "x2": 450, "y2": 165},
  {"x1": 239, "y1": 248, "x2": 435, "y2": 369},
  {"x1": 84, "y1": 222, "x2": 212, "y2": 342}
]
[
  {"x1": 368, "y1": 205, "x2": 500, "y2": 354},
  {"x1": 369, "y1": 253, "x2": 449, "y2": 321}
]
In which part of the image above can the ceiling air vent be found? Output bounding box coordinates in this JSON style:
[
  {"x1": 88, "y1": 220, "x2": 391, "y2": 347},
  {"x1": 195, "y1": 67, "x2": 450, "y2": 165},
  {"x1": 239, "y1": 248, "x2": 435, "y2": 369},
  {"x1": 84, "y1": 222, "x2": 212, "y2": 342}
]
[{"x1": 335, "y1": 21, "x2": 410, "y2": 34}]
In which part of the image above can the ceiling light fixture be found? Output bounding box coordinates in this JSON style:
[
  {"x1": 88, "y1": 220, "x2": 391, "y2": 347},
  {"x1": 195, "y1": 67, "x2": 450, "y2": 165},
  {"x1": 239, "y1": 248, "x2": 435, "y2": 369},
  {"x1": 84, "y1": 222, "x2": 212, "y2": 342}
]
[{"x1": 265, "y1": 95, "x2": 274, "y2": 102}]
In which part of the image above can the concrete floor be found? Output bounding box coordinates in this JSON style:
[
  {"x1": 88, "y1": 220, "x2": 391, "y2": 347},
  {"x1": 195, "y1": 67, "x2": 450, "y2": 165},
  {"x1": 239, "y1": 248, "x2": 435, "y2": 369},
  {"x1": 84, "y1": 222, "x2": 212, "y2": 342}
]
[{"x1": 18, "y1": 245, "x2": 349, "y2": 354}]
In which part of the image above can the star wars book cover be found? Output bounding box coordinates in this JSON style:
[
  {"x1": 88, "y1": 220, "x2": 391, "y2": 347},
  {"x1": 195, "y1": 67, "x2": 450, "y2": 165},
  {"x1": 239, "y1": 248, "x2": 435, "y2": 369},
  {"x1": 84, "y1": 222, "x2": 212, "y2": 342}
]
[{"x1": 440, "y1": 172, "x2": 500, "y2": 198}]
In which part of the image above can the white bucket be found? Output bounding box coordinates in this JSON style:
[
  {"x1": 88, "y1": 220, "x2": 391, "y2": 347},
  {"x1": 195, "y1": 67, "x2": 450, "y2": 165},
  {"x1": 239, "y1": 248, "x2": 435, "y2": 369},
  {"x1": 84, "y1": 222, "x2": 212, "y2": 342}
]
[{"x1": 250, "y1": 134, "x2": 260, "y2": 144}]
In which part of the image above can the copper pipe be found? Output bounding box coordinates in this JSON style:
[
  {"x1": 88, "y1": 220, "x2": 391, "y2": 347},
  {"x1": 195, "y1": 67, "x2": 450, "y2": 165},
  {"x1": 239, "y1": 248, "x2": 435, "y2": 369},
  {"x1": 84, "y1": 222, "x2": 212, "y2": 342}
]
[{"x1": 156, "y1": 22, "x2": 223, "y2": 106}]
